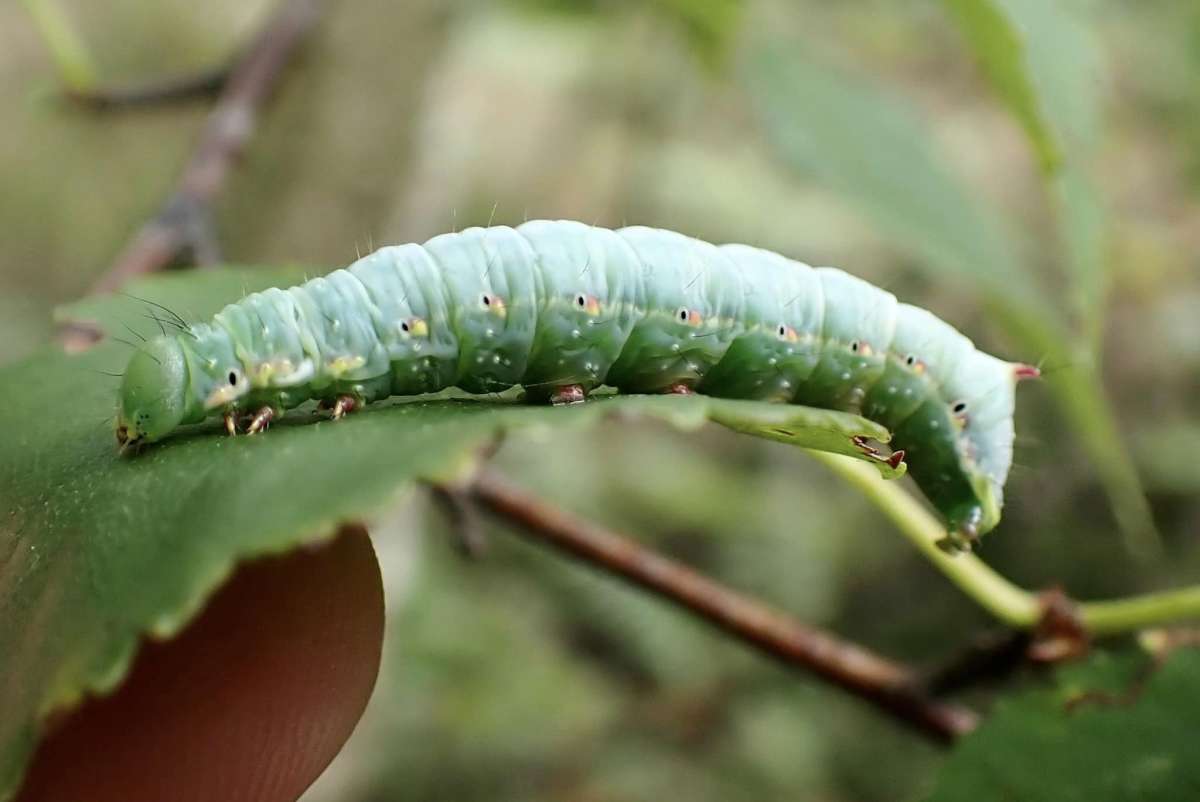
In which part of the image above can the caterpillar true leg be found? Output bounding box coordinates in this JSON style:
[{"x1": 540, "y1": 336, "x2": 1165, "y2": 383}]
[
  {"x1": 851, "y1": 435, "x2": 905, "y2": 470},
  {"x1": 322, "y1": 395, "x2": 359, "y2": 420},
  {"x1": 665, "y1": 382, "x2": 695, "y2": 395},
  {"x1": 223, "y1": 411, "x2": 238, "y2": 437},
  {"x1": 245, "y1": 406, "x2": 276, "y2": 435}
]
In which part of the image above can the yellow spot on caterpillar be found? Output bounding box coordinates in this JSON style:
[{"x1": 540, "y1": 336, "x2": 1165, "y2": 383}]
[{"x1": 327, "y1": 355, "x2": 366, "y2": 376}]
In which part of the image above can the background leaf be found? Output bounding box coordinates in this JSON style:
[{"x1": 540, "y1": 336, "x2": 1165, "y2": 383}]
[
  {"x1": 943, "y1": 0, "x2": 1110, "y2": 343},
  {"x1": 926, "y1": 647, "x2": 1200, "y2": 802},
  {"x1": 744, "y1": 43, "x2": 1045, "y2": 312},
  {"x1": 940, "y1": 0, "x2": 1062, "y2": 174},
  {"x1": 743, "y1": 34, "x2": 1158, "y2": 559}
]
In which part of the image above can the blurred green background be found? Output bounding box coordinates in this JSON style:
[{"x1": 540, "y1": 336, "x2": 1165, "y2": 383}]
[{"x1": 3, "y1": 0, "x2": 1199, "y2": 799}]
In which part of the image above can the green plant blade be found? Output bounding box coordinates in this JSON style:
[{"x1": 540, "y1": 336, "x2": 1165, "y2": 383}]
[
  {"x1": 942, "y1": 0, "x2": 1109, "y2": 344},
  {"x1": 940, "y1": 0, "x2": 1062, "y2": 174},
  {"x1": 926, "y1": 648, "x2": 1200, "y2": 801},
  {"x1": 0, "y1": 268, "x2": 898, "y2": 800},
  {"x1": 745, "y1": 39, "x2": 1158, "y2": 558},
  {"x1": 744, "y1": 42, "x2": 1047, "y2": 314}
]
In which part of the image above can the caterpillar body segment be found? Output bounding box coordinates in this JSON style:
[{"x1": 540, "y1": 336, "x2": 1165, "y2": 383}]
[{"x1": 115, "y1": 221, "x2": 1036, "y2": 546}]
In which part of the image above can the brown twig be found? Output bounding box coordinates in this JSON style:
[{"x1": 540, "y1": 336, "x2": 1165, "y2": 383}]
[
  {"x1": 430, "y1": 484, "x2": 489, "y2": 559},
  {"x1": 920, "y1": 629, "x2": 1032, "y2": 696},
  {"x1": 466, "y1": 471, "x2": 980, "y2": 744},
  {"x1": 91, "y1": 0, "x2": 323, "y2": 293},
  {"x1": 66, "y1": 65, "x2": 231, "y2": 109}
]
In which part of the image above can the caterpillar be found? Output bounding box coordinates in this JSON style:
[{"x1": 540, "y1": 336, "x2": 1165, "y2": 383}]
[{"x1": 115, "y1": 220, "x2": 1037, "y2": 548}]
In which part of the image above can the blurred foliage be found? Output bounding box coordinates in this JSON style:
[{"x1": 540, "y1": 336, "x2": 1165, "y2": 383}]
[
  {"x1": 746, "y1": 3, "x2": 1158, "y2": 558},
  {"x1": 3, "y1": 0, "x2": 1200, "y2": 800},
  {"x1": 927, "y1": 648, "x2": 1200, "y2": 801}
]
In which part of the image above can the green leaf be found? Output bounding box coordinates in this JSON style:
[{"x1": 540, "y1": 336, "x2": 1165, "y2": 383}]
[
  {"x1": 942, "y1": 0, "x2": 1110, "y2": 343},
  {"x1": 743, "y1": 42, "x2": 1047, "y2": 315},
  {"x1": 991, "y1": 0, "x2": 1108, "y2": 337},
  {"x1": 1134, "y1": 421, "x2": 1200, "y2": 495},
  {"x1": 653, "y1": 0, "x2": 744, "y2": 68},
  {"x1": 0, "y1": 268, "x2": 898, "y2": 800},
  {"x1": 745, "y1": 38, "x2": 1158, "y2": 559},
  {"x1": 940, "y1": 0, "x2": 1062, "y2": 174},
  {"x1": 19, "y1": 0, "x2": 98, "y2": 91},
  {"x1": 926, "y1": 648, "x2": 1200, "y2": 801}
]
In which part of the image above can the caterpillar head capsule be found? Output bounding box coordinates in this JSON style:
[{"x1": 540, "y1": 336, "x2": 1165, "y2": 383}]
[{"x1": 116, "y1": 338, "x2": 190, "y2": 450}]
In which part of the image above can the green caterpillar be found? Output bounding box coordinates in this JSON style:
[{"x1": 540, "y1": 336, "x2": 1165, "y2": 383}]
[{"x1": 116, "y1": 221, "x2": 1037, "y2": 547}]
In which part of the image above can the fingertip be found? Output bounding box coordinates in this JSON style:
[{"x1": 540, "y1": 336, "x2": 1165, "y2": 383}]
[{"x1": 17, "y1": 525, "x2": 385, "y2": 802}]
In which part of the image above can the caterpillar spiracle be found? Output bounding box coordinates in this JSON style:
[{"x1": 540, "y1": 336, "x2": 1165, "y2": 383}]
[{"x1": 115, "y1": 221, "x2": 1038, "y2": 547}]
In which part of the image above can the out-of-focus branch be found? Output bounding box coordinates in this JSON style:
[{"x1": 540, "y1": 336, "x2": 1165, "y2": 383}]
[
  {"x1": 67, "y1": 66, "x2": 232, "y2": 109},
  {"x1": 91, "y1": 0, "x2": 323, "y2": 293},
  {"x1": 465, "y1": 471, "x2": 980, "y2": 745},
  {"x1": 920, "y1": 629, "x2": 1032, "y2": 696}
]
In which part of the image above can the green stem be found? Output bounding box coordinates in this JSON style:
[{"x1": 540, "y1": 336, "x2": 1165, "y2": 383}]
[
  {"x1": 21, "y1": 0, "x2": 98, "y2": 91},
  {"x1": 813, "y1": 451, "x2": 1200, "y2": 637},
  {"x1": 1079, "y1": 587, "x2": 1200, "y2": 637},
  {"x1": 809, "y1": 451, "x2": 1042, "y2": 629}
]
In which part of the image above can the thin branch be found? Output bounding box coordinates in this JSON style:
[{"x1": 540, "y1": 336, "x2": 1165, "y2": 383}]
[
  {"x1": 465, "y1": 471, "x2": 980, "y2": 745},
  {"x1": 66, "y1": 65, "x2": 231, "y2": 109},
  {"x1": 920, "y1": 629, "x2": 1032, "y2": 696},
  {"x1": 92, "y1": 0, "x2": 324, "y2": 293},
  {"x1": 430, "y1": 484, "x2": 489, "y2": 559}
]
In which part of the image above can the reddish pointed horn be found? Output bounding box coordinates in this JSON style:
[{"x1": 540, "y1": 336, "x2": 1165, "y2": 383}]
[{"x1": 1014, "y1": 363, "x2": 1041, "y2": 381}]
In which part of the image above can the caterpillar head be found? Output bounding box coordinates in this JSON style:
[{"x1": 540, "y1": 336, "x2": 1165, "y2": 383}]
[{"x1": 116, "y1": 337, "x2": 190, "y2": 449}]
